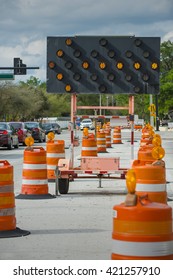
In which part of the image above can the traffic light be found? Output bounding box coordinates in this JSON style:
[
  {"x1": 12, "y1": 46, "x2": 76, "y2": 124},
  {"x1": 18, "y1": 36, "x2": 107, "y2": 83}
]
[
  {"x1": 47, "y1": 36, "x2": 160, "y2": 94},
  {"x1": 14, "y1": 58, "x2": 27, "y2": 75}
]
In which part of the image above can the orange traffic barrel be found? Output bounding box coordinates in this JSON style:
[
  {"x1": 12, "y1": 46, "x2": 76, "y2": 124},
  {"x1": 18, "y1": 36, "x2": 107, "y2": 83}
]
[
  {"x1": 140, "y1": 136, "x2": 153, "y2": 146},
  {"x1": 138, "y1": 145, "x2": 154, "y2": 163},
  {"x1": 134, "y1": 124, "x2": 142, "y2": 130},
  {"x1": 140, "y1": 126, "x2": 154, "y2": 146},
  {"x1": 113, "y1": 127, "x2": 122, "y2": 144},
  {"x1": 16, "y1": 147, "x2": 55, "y2": 199},
  {"x1": 0, "y1": 160, "x2": 30, "y2": 238},
  {"x1": 105, "y1": 128, "x2": 112, "y2": 148},
  {"x1": 46, "y1": 140, "x2": 65, "y2": 181},
  {"x1": 112, "y1": 195, "x2": 173, "y2": 260},
  {"x1": 138, "y1": 134, "x2": 163, "y2": 163},
  {"x1": 96, "y1": 130, "x2": 107, "y2": 153},
  {"x1": 81, "y1": 134, "x2": 97, "y2": 157},
  {"x1": 132, "y1": 159, "x2": 167, "y2": 204}
]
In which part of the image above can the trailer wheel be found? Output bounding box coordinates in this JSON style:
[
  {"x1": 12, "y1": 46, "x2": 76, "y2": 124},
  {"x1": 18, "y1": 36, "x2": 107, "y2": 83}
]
[{"x1": 58, "y1": 179, "x2": 69, "y2": 194}]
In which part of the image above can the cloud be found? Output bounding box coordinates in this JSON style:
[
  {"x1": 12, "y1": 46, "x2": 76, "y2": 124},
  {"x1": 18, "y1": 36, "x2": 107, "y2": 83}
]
[{"x1": 0, "y1": 0, "x2": 173, "y2": 82}]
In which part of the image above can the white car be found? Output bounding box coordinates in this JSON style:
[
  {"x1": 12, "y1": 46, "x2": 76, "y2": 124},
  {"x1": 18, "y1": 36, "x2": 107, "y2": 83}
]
[{"x1": 80, "y1": 119, "x2": 94, "y2": 130}]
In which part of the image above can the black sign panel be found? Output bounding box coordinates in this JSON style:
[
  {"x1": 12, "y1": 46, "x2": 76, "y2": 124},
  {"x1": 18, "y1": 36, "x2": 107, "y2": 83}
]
[{"x1": 47, "y1": 36, "x2": 160, "y2": 94}]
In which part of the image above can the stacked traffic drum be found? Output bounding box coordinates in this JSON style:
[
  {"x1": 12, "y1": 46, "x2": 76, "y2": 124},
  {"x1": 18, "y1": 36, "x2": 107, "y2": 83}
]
[
  {"x1": 140, "y1": 124, "x2": 153, "y2": 146},
  {"x1": 134, "y1": 124, "x2": 167, "y2": 204},
  {"x1": 112, "y1": 169, "x2": 173, "y2": 260}
]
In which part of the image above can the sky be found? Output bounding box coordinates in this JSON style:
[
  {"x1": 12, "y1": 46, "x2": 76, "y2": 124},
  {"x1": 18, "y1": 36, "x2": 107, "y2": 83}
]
[{"x1": 0, "y1": 0, "x2": 173, "y2": 83}]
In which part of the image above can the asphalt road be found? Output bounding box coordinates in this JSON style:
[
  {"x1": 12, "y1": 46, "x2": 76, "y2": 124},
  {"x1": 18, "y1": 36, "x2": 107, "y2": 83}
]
[{"x1": 0, "y1": 128, "x2": 173, "y2": 260}]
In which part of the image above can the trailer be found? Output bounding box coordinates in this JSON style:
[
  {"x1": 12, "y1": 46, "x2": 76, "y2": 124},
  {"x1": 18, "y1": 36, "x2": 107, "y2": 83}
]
[
  {"x1": 55, "y1": 156, "x2": 128, "y2": 194},
  {"x1": 54, "y1": 93, "x2": 133, "y2": 194}
]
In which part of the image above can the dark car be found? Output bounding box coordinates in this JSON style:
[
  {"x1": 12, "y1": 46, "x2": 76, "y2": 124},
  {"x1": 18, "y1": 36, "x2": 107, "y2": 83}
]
[
  {"x1": 41, "y1": 123, "x2": 55, "y2": 135},
  {"x1": 51, "y1": 123, "x2": 61, "y2": 134},
  {"x1": 9, "y1": 121, "x2": 28, "y2": 145},
  {"x1": 24, "y1": 122, "x2": 46, "y2": 142},
  {"x1": 0, "y1": 122, "x2": 19, "y2": 150}
]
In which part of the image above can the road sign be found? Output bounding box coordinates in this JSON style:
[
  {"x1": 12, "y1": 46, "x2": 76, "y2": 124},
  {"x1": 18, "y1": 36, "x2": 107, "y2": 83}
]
[
  {"x1": 0, "y1": 73, "x2": 14, "y2": 80},
  {"x1": 47, "y1": 35, "x2": 160, "y2": 94}
]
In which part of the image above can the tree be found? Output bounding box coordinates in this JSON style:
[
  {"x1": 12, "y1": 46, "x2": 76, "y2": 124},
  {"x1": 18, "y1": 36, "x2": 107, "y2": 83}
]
[{"x1": 160, "y1": 40, "x2": 173, "y2": 73}]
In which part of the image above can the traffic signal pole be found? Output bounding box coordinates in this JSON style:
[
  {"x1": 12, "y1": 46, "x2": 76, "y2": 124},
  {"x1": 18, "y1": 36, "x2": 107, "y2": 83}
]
[{"x1": 0, "y1": 57, "x2": 39, "y2": 76}]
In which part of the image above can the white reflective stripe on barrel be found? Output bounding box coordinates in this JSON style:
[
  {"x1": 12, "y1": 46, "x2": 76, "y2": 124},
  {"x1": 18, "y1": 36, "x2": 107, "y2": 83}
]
[
  {"x1": 112, "y1": 239, "x2": 173, "y2": 257},
  {"x1": 22, "y1": 179, "x2": 48, "y2": 185},
  {"x1": 23, "y1": 164, "x2": 47, "y2": 170},
  {"x1": 0, "y1": 207, "x2": 15, "y2": 216},
  {"x1": 47, "y1": 165, "x2": 56, "y2": 170},
  {"x1": 136, "y1": 183, "x2": 166, "y2": 192},
  {"x1": 47, "y1": 153, "x2": 65, "y2": 158},
  {"x1": 82, "y1": 147, "x2": 97, "y2": 150}
]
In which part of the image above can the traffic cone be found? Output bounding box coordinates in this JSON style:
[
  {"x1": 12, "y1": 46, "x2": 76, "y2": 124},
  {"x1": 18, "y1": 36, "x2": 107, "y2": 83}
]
[{"x1": 0, "y1": 160, "x2": 30, "y2": 238}]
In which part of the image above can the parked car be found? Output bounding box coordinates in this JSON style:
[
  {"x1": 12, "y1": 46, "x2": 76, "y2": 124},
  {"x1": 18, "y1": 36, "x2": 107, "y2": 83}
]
[
  {"x1": 80, "y1": 118, "x2": 94, "y2": 130},
  {"x1": 0, "y1": 122, "x2": 19, "y2": 149},
  {"x1": 51, "y1": 123, "x2": 61, "y2": 134},
  {"x1": 24, "y1": 122, "x2": 46, "y2": 142},
  {"x1": 9, "y1": 121, "x2": 28, "y2": 145},
  {"x1": 41, "y1": 123, "x2": 56, "y2": 135}
]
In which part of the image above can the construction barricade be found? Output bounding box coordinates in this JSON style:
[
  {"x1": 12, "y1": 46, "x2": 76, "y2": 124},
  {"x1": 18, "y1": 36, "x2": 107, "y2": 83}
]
[
  {"x1": 112, "y1": 169, "x2": 173, "y2": 260},
  {"x1": 16, "y1": 137, "x2": 55, "y2": 199},
  {"x1": 113, "y1": 127, "x2": 122, "y2": 144},
  {"x1": 97, "y1": 130, "x2": 107, "y2": 153},
  {"x1": 105, "y1": 128, "x2": 112, "y2": 148},
  {"x1": 132, "y1": 159, "x2": 167, "y2": 204},
  {"x1": 46, "y1": 136, "x2": 65, "y2": 181},
  {"x1": 81, "y1": 133, "x2": 97, "y2": 157},
  {"x1": 138, "y1": 133, "x2": 162, "y2": 163},
  {"x1": 0, "y1": 160, "x2": 30, "y2": 238},
  {"x1": 140, "y1": 124, "x2": 154, "y2": 146}
]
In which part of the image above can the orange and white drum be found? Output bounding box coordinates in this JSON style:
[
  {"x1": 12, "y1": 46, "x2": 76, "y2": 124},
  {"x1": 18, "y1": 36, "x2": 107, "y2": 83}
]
[
  {"x1": 46, "y1": 140, "x2": 65, "y2": 180},
  {"x1": 112, "y1": 197, "x2": 173, "y2": 260},
  {"x1": 21, "y1": 147, "x2": 48, "y2": 195},
  {"x1": 81, "y1": 135, "x2": 97, "y2": 157},
  {"x1": 96, "y1": 130, "x2": 106, "y2": 153},
  {"x1": 105, "y1": 128, "x2": 112, "y2": 148},
  {"x1": 132, "y1": 159, "x2": 167, "y2": 204},
  {"x1": 113, "y1": 127, "x2": 122, "y2": 144},
  {"x1": 0, "y1": 160, "x2": 16, "y2": 231}
]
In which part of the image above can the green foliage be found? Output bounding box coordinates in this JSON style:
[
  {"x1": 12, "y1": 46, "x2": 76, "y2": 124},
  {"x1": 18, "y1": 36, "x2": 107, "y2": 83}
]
[{"x1": 160, "y1": 41, "x2": 173, "y2": 72}]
